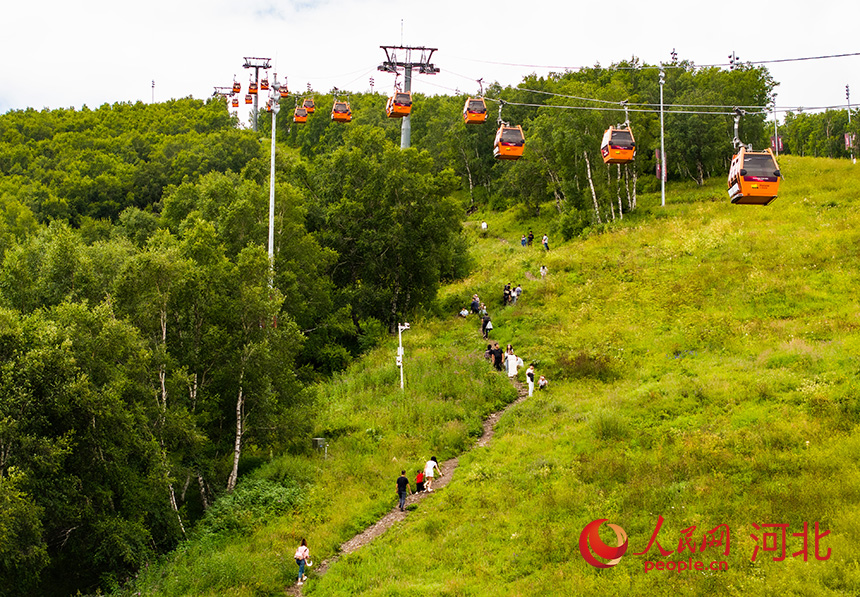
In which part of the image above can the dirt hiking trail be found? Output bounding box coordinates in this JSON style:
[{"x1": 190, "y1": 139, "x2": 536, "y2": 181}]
[{"x1": 287, "y1": 377, "x2": 530, "y2": 595}]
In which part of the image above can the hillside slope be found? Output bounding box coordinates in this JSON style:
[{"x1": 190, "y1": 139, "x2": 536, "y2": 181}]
[{"x1": 304, "y1": 155, "x2": 860, "y2": 595}]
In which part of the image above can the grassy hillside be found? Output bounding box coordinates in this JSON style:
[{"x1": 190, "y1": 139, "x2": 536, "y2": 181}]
[
  {"x1": 115, "y1": 316, "x2": 515, "y2": 595},
  {"x1": 305, "y1": 156, "x2": 860, "y2": 595},
  {"x1": 121, "y1": 155, "x2": 860, "y2": 595}
]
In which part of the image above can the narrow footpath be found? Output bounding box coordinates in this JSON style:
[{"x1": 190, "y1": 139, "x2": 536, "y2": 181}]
[{"x1": 288, "y1": 378, "x2": 529, "y2": 595}]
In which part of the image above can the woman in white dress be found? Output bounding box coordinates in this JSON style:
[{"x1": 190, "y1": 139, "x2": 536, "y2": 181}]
[{"x1": 503, "y1": 345, "x2": 521, "y2": 378}]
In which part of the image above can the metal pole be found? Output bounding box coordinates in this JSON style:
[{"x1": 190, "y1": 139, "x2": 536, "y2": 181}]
[
  {"x1": 848, "y1": 84, "x2": 855, "y2": 164},
  {"x1": 253, "y1": 66, "x2": 260, "y2": 132},
  {"x1": 398, "y1": 325, "x2": 405, "y2": 390},
  {"x1": 772, "y1": 101, "x2": 779, "y2": 158},
  {"x1": 268, "y1": 78, "x2": 279, "y2": 285},
  {"x1": 401, "y1": 59, "x2": 412, "y2": 149},
  {"x1": 659, "y1": 69, "x2": 666, "y2": 207}
]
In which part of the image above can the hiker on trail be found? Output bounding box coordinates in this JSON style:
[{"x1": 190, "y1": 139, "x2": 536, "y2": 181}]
[
  {"x1": 491, "y1": 342, "x2": 504, "y2": 371},
  {"x1": 514, "y1": 283, "x2": 523, "y2": 303},
  {"x1": 540, "y1": 265, "x2": 548, "y2": 279},
  {"x1": 542, "y1": 234, "x2": 549, "y2": 251},
  {"x1": 528, "y1": 230, "x2": 534, "y2": 246},
  {"x1": 470, "y1": 294, "x2": 480, "y2": 314},
  {"x1": 502, "y1": 283, "x2": 511, "y2": 306},
  {"x1": 459, "y1": 307, "x2": 469, "y2": 318},
  {"x1": 478, "y1": 302, "x2": 488, "y2": 317},
  {"x1": 481, "y1": 314, "x2": 492, "y2": 339},
  {"x1": 503, "y1": 345, "x2": 522, "y2": 378},
  {"x1": 484, "y1": 343, "x2": 493, "y2": 361},
  {"x1": 424, "y1": 456, "x2": 442, "y2": 492},
  {"x1": 521, "y1": 234, "x2": 527, "y2": 247},
  {"x1": 526, "y1": 364, "x2": 535, "y2": 396},
  {"x1": 538, "y1": 375, "x2": 548, "y2": 390},
  {"x1": 416, "y1": 469, "x2": 425, "y2": 492},
  {"x1": 295, "y1": 538, "x2": 310, "y2": 585},
  {"x1": 396, "y1": 470, "x2": 412, "y2": 511}
]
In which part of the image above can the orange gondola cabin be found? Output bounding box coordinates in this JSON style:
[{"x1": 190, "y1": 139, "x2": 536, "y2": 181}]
[
  {"x1": 385, "y1": 92, "x2": 413, "y2": 118},
  {"x1": 493, "y1": 125, "x2": 525, "y2": 160},
  {"x1": 293, "y1": 107, "x2": 308, "y2": 123},
  {"x1": 232, "y1": 80, "x2": 241, "y2": 94},
  {"x1": 302, "y1": 98, "x2": 316, "y2": 113},
  {"x1": 279, "y1": 86, "x2": 290, "y2": 99},
  {"x1": 231, "y1": 97, "x2": 239, "y2": 108},
  {"x1": 249, "y1": 81, "x2": 258, "y2": 95},
  {"x1": 331, "y1": 100, "x2": 352, "y2": 123},
  {"x1": 260, "y1": 77, "x2": 269, "y2": 91},
  {"x1": 727, "y1": 147, "x2": 781, "y2": 205},
  {"x1": 244, "y1": 94, "x2": 253, "y2": 105},
  {"x1": 463, "y1": 98, "x2": 488, "y2": 125},
  {"x1": 600, "y1": 126, "x2": 636, "y2": 164}
]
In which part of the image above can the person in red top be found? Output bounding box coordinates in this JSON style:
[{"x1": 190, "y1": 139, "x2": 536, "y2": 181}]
[{"x1": 415, "y1": 469, "x2": 425, "y2": 492}]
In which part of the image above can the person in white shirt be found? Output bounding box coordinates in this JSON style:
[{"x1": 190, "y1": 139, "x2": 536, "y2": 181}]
[
  {"x1": 424, "y1": 456, "x2": 442, "y2": 491},
  {"x1": 503, "y1": 345, "x2": 521, "y2": 378},
  {"x1": 526, "y1": 364, "x2": 535, "y2": 396}
]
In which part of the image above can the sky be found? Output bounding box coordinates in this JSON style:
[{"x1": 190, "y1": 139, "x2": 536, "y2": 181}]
[{"x1": 2, "y1": 0, "x2": 858, "y2": 121}]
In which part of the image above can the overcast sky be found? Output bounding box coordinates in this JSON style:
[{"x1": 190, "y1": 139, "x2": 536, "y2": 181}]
[{"x1": 2, "y1": 0, "x2": 858, "y2": 120}]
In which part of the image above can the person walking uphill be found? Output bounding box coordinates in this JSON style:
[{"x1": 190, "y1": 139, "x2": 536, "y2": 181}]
[
  {"x1": 396, "y1": 470, "x2": 412, "y2": 511},
  {"x1": 295, "y1": 538, "x2": 310, "y2": 585},
  {"x1": 424, "y1": 456, "x2": 442, "y2": 492},
  {"x1": 542, "y1": 233, "x2": 550, "y2": 251}
]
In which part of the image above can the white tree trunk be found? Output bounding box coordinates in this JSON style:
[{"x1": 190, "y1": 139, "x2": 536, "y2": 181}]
[
  {"x1": 227, "y1": 366, "x2": 245, "y2": 493},
  {"x1": 617, "y1": 164, "x2": 623, "y2": 220},
  {"x1": 584, "y1": 151, "x2": 602, "y2": 224}
]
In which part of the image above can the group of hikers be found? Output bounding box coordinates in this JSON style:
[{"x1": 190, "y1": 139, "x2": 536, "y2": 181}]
[
  {"x1": 519, "y1": 230, "x2": 550, "y2": 252},
  {"x1": 295, "y1": 239, "x2": 553, "y2": 587},
  {"x1": 483, "y1": 342, "x2": 548, "y2": 395},
  {"x1": 293, "y1": 457, "x2": 444, "y2": 585},
  {"x1": 396, "y1": 456, "x2": 443, "y2": 510}
]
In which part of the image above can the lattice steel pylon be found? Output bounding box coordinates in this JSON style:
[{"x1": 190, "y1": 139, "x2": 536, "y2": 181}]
[{"x1": 378, "y1": 46, "x2": 439, "y2": 149}]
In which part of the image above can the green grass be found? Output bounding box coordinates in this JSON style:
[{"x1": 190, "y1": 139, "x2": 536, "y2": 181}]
[
  {"x1": 306, "y1": 156, "x2": 860, "y2": 595},
  {"x1": 120, "y1": 155, "x2": 860, "y2": 595},
  {"x1": 116, "y1": 317, "x2": 515, "y2": 596}
]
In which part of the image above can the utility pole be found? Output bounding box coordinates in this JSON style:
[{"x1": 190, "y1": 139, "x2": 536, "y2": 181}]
[
  {"x1": 772, "y1": 96, "x2": 779, "y2": 158},
  {"x1": 378, "y1": 45, "x2": 440, "y2": 149},
  {"x1": 848, "y1": 84, "x2": 856, "y2": 164},
  {"x1": 397, "y1": 323, "x2": 410, "y2": 390},
  {"x1": 243, "y1": 56, "x2": 271, "y2": 132},
  {"x1": 728, "y1": 51, "x2": 740, "y2": 70},
  {"x1": 268, "y1": 74, "x2": 281, "y2": 283},
  {"x1": 659, "y1": 69, "x2": 666, "y2": 207},
  {"x1": 151, "y1": 80, "x2": 155, "y2": 104}
]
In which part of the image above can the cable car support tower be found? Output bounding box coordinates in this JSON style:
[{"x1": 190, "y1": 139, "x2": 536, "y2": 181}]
[
  {"x1": 378, "y1": 45, "x2": 439, "y2": 149},
  {"x1": 243, "y1": 57, "x2": 272, "y2": 132}
]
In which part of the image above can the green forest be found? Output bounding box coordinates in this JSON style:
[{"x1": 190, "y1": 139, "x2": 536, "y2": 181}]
[{"x1": 0, "y1": 59, "x2": 858, "y2": 596}]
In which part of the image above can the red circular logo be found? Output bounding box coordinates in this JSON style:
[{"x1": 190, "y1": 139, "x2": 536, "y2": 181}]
[{"x1": 579, "y1": 519, "x2": 628, "y2": 568}]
